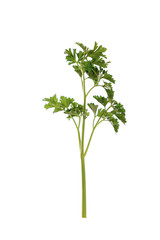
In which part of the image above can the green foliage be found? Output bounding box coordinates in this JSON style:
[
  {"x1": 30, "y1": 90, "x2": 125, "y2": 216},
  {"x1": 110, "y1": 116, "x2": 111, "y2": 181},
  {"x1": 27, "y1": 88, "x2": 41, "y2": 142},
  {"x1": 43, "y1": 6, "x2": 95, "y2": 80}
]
[
  {"x1": 43, "y1": 95, "x2": 88, "y2": 119},
  {"x1": 72, "y1": 65, "x2": 82, "y2": 77},
  {"x1": 65, "y1": 102, "x2": 89, "y2": 119},
  {"x1": 43, "y1": 42, "x2": 127, "y2": 218},
  {"x1": 105, "y1": 112, "x2": 120, "y2": 132},
  {"x1": 60, "y1": 96, "x2": 75, "y2": 108},
  {"x1": 44, "y1": 42, "x2": 126, "y2": 132},
  {"x1": 75, "y1": 42, "x2": 88, "y2": 51},
  {"x1": 77, "y1": 51, "x2": 84, "y2": 61},
  {"x1": 43, "y1": 94, "x2": 59, "y2": 110},
  {"x1": 97, "y1": 109, "x2": 119, "y2": 132},
  {"x1": 93, "y1": 95, "x2": 108, "y2": 107},
  {"x1": 64, "y1": 42, "x2": 117, "y2": 86},
  {"x1": 82, "y1": 61, "x2": 99, "y2": 84},
  {"x1": 101, "y1": 71, "x2": 115, "y2": 83},
  {"x1": 88, "y1": 44, "x2": 107, "y2": 59},
  {"x1": 64, "y1": 48, "x2": 77, "y2": 65},
  {"x1": 97, "y1": 108, "x2": 105, "y2": 117},
  {"x1": 111, "y1": 100, "x2": 127, "y2": 124},
  {"x1": 87, "y1": 103, "x2": 98, "y2": 115},
  {"x1": 93, "y1": 41, "x2": 98, "y2": 51},
  {"x1": 103, "y1": 81, "x2": 114, "y2": 100},
  {"x1": 91, "y1": 57, "x2": 109, "y2": 68}
]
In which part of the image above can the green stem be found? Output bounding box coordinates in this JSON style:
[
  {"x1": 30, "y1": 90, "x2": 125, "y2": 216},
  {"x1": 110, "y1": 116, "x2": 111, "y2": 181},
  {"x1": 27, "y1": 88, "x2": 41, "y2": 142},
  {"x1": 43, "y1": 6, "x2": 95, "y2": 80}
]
[
  {"x1": 86, "y1": 84, "x2": 103, "y2": 97},
  {"x1": 71, "y1": 116, "x2": 81, "y2": 153},
  {"x1": 78, "y1": 116, "x2": 81, "y2": 129},
  {"x1": 84, "y1": 117, "x2": 103, "y2": 157},
  {"x1": 81, "y1": 154, "x2": 86, "y2": 218},
  {"x1": 92, "y1": 115, "x2": 96, "y2": 128},
  {"x1": 106, "y1": 104, "x2": 112, "y2": 111},
  {"x1": 97, "y1": 119, "x2": 105, "y2": 125},
  {"x1": 81, "y1": 67, "x2": 87, "y2": 218},
  {"x1": 76, "y1": 61, "x2": 83, "y2": 88}
]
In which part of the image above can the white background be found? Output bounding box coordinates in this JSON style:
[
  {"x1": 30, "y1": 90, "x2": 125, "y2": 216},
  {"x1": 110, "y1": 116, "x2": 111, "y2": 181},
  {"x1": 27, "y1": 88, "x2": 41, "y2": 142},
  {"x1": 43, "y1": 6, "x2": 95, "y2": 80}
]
[{"x1": 0, "y1": 0, "x2": 160, "y2": 239}]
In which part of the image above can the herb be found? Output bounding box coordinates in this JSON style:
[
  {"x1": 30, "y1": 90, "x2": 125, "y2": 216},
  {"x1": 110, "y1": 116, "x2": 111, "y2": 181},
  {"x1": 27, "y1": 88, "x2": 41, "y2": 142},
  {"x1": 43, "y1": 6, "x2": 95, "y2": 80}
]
[{"x1": 43, "y1": 42, "x2": 127, "y2": 218}]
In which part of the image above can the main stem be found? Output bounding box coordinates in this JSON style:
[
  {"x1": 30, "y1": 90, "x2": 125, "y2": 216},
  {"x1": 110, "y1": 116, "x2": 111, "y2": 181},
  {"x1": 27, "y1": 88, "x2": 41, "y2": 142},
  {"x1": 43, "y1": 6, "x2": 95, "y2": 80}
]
[
  {"x1": 81, "y1": 69, "x2": 87, "y2": 218},
  {"x1": 81, "y1": 154, "x2": 86, "y2": 218}
]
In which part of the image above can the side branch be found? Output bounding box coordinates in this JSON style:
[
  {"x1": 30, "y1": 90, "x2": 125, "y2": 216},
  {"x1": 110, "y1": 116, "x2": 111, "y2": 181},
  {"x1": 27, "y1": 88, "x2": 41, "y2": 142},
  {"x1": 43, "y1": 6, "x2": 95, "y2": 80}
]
[
  {"x1": 86, "y1": 84, "x2": 104, "y2": 97},
  {"x1": 71, "y1": 116, "x2": 82, "y2": 153},
  {"x1": 84, "y1": 117, "x2": 104, "y2": 157}
]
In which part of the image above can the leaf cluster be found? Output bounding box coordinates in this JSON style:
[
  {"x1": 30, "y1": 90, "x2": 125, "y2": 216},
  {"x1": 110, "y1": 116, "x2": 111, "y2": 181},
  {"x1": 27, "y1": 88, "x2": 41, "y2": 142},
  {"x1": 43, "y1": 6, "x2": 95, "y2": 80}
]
[
  {"x1": 88, "y1": 98, "x2": 126, "y2": 132},
  {"x1": 64, "y1": 42, "x2": 115, "y2": 85},
  {"x1": 43, "y1": 94, "x2": 89, "y2": 119},
  {"x1": 43, "y1": 42, "x2": 126, "y2": 133},
  {"x1": 64, "y1": 41, "x2": 126, "y2": 133},
  {"x1": 111, "y1": 100, "x2": 127, "y2": 124},
  {"x1": 87, "y1": 80, "x2": 126, "y2": 132}
]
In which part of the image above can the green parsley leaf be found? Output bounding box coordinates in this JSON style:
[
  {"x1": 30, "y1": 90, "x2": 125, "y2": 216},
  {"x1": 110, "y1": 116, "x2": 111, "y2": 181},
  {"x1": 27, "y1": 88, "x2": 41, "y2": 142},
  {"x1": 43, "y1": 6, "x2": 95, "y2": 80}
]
[
  {"x1": 101, "y1": 71, "x2": 115, "y2": 83},
  {"x1": 75, "y1": 42, "x2": 88, "y2": 51},
  {"x1": 88, "y1": 44, "x2": 107, "y2": 59},
  {"x1": 64, "y1": 48, "x2": 77, "y2": 65},
  {"x1": 82, "y1": 61, "x2": 99, "y2": 84},
  {"x1": 77, "y1": 51, "x2": 84, "y2": 61},
  {"x1": 97, "y1": 108, "x2": 105, "y2": 117},
  {"x1": 93, "y1": 95, "x2": 108, "y2": 107},
  {"x1": 111, "y1": 100, "x2": 127, "y2": 124},
  {"x1": 60, "y1": 96, "x2": 75, "y2": 108},
  {"x1": 103, "y1": 81, "x2": 114, "y2": 100},
  {"x1": 91, "y1": 57, "x2": 108, "y2": 68},
  {"x1": 72, "y1": 65, "x2": 82, "y2": 77},
  {"x1": 93, "y1": 41, "x2": 98, "y2": 51},
  {"x1": 64, "y1": 102, "x2": 89, "y2": 119},
  {"x1": 43, "y1": 94, "x2": 87, "y2": 119},
  {"x1": 43, "y1": 94, "x2": 60, "y2": 109},
  {"x1": 106, "y1": 112, "x2": 120, "y2": 132},
  {"x1": 88, "y1": 103, "x2": 98, "y2": 115},
  {"x1": 97, "y1": 109, "x2": 119, "y2": 132}
]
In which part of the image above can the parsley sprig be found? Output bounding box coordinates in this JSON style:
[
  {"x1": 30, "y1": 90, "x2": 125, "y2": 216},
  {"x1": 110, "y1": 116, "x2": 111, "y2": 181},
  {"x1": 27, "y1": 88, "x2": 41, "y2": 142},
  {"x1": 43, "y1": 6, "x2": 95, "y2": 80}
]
[{"x1": 43, "y1": 42, "x2": 127, "y2": 218}]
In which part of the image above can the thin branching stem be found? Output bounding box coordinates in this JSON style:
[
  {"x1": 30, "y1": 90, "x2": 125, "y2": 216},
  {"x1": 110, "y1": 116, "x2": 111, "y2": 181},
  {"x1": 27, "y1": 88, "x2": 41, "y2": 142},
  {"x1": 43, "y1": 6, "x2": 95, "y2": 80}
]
[
  {"x1": 86, "y1": 84, "x2": 103, "y2": 97},
  {"x1": 84, "y1": 116, "x2": 104, "y2": 157},
  {"x1": 78, "y1": 116, "x2": 81, "y2": 129},
  {"x1": 92, "y1": 115, "x2": 96, "y2": 128},
  {"x1": 106, "y1": 104, "x2": 112, "y2": 111},
  {"x1": 70, "y1": 116, "x2": 82, "y2": 153}
]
